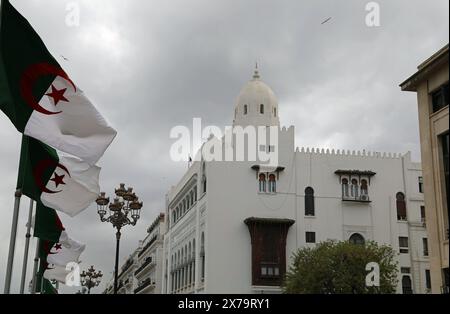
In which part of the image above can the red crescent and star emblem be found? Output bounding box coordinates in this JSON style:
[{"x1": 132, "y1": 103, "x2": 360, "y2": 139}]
[
  {"x1": 20, "y1": 63, "x2": 76, "y2": 115},
  {"x1": 33, "y1": 159, "x2": 71, "y2": 194}
]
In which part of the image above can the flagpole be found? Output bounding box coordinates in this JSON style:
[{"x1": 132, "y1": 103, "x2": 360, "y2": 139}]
[
  {"x1": 4, "y1": 134, "x2": 27, "y2": 294},
  {"x1": 19, "y1": 199, "x2": 34, "y2": 294},
  {"x1": 4, "y1": 189, "x2": 22, "y2": 294},
  {"x1": 31, "y1": 239, "x2": 40, "y2": 294}
]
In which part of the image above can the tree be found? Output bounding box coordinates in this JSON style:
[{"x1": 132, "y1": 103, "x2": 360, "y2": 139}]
[{"x1": 283, "y1": 240, "x2": 398, "y2": 294}]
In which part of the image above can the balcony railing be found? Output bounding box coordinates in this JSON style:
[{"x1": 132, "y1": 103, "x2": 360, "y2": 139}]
[
  {"x1": 134, "y1": 257, "x2": 154, "y2": 276},
  {"x1": 134, "y1": 278, "x2": 154, "y2": 294},
  {"x1": 118, "y1": 260, "x2": 134, "y2": 279},
  {"x1": 342, "y1": 194, "x2": 371, "y2": 203},
  {"x1": 138, "y1": 235, "x2": 158, "y2": 258}
]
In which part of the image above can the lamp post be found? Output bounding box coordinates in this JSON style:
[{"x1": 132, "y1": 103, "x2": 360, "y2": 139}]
[
  {"x1": 96, "y1": 184, "x2": 143, "y2": 295},
  {"x1": 80, "y1": 266, "x2": 103, "y2": 294}
]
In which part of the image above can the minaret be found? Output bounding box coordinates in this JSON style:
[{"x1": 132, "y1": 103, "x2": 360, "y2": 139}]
[{"x1": 233, "y1": 65, "x2": 280, "y2": 127}]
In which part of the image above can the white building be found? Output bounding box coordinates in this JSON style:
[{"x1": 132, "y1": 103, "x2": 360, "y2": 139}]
[
  {"x1": 160, "y1": 68, "x2": 430, "y2": 294},
  {"x1": 103, "y1": 214, "x2": 165, "y2": 294},
  {"x1": 134, "y1": 214, "x2": 165, "y2": 294}
]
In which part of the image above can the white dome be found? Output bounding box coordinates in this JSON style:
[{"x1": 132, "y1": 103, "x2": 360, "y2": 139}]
[{"x1": 233, "y1": 68, "x2": 280, "y2": 127}]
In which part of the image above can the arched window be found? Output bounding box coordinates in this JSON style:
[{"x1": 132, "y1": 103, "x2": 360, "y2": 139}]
[
  {"x1": 361, "y1": 179, "x2": 368, "y2": 195},
  {"x1": 259, "y1": 174, "x2": 267, "y2": 192},
  {"x1": 194, "y1": 188, "x2": 197, "y2": 202},
  {"x1": 274, "y1": 108, "x2": 277, "y2": 117},
  {"x1": 342, "y1": 178, "x2": 349, "y2": 198},
  {"x1": 402, "y1": 276, "x2": 413, "y2": 294},
  {"x1": 201, "y1": 233, "x2": 205, "y2": 280},
  {"x1": 260, "y1": 104, "x2": 264, "y2": 114},
  {"x1": 173, "y1": 210, "x2": 177, "y2": 224},
  {"x1": 268, "y1": 174, "x2": 276, "y2": 193},
  {"x1": 305, "y1": 187, "x2": 315, "y2": 216},
  {"x1": 244, "y1": 105, "x2": 248, "y2": 115},
  {"x1": 396, "y1": 192, "x2": 407, "y2": 221},
  {"x1": 202, "y1": 176, "x2": 207, "y2": 194},
  {"x1": 349, "y1": 233, "x2": 365, "y2": 245},
  {"x1": 351, "y1": 179, "x2": 359, "y2": 198}
]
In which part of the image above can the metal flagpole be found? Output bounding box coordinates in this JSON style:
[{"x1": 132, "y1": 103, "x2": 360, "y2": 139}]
[
  {"x1": 31, "y1": 239, "x2": 40, "y2": 294},
  {"x1": 19, "y1": 199, "x2": 34, "y2": 294},
  {"x1": 4, "y1": 189, "x2": 22, "y2": 294}
]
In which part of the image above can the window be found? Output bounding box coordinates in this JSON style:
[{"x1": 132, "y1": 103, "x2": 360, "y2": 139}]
[
  {"x1": 259, "y1": 145, "x2": 266, "y2": 152},
  {"x1": 423, "y1": 238, "x2": 429, "y2": 257},
  {"x1": 305, "y1": 187, "x2": 315, "y2": 216},
  {"x1": 244, "y1": 219, "x2": 293, "y2": 286},
  {"x1": 342, "y1": 178, "x2": 349, "y2": 198},
  {"x1": 351, "y1": 179, "x2": 359, "y2": 198},
  {"x1": 399, "y1": 237, "x2": 409, "y2": 254},
  {"x1": 361, "y1": 179, "x2": 368, "y2": 196},
  {"x1": 200, "y1": 233, "x2": 205, "y2": 280},
  {"x1": 425, "y1": 270, "x2": 431, "y2": 290},
  {"x1": 431, "y1": 83, "x2": 449, "y2": 113},
  {"x1": 244, "y1": 105, "x2": 248, "y2": 115},
  {"x1": 268, "y1": 145, "x2": 275, "y2": 153},
  {"x1": 260, "y1": 104, "x2": 264, "y2": 114},
  {"x1": 349, "y1": 233, "x2": 365, "y2": 245},
  {"x1": 396, "y1": 192, "x2": 407, "y2": 221},
  {"x1": 274, "y1": 108, "x2": 277, "y2": 117},
  {"x1": 306, "y1": 232, "x2": 316, "y2": 243},
  {"x1": 402, "y1": 276, "x2": 413, "y2": 294},
  {"x1": 441, "y1": 132, "x2": 449, "y2": 237},
  {"x1": 418, "y1": 177, "x2": 424, "y2": 193},
  {"x1": 202, "y1": 176, "x2": 207, "y2": 194},
  {"x1": 421, "y1": 206, "x2": 426, "y2": 222},
  {"x1": 261, "y1": 263, "x2": 280, "y2": 278},
  {"x1": 268, "y1": 174, "x2": 277, "y2": 193},
  {"x1": 259, "y1": 174, "x2": 267, "y2": 192},
  {"x1": 401, "y1": 267, "x2": 411, "y2": 274}
]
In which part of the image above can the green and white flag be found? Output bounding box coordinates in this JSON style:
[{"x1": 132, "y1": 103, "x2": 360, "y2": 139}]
[
  {"x1": 18, "y1": 136, "x2": 101, "y2": 217},
  {"x1": 42, "y1": 232, "x2": 85, "y2": 284},
  {"x1": 0, "y1": 1, "x2": 116, "y2": 165},
  {"x1": 35, "y1": 203, "x2": 85, "y2": 285}
]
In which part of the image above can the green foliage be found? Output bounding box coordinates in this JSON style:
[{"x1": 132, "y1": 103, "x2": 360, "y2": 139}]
[{"x1": 283, "y1": 240, "x2": 398, "y2": 294}]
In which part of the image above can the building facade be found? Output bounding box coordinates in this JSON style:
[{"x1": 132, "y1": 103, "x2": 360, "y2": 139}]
[
  {"x1": 108, "y1": 68, "x2": 432, "y2": 294},
  {"x1": 134, "y1": 214, "x2": 165, "y2": 294},
  {"x1": 103, "y1": 214, "x2": 165, "y2": 294},
  {"x1": 160, "y1": 69, "x2": 430, "y2": 294},
  {"x1": 401, "y1": 44, "x2": 449, "y2": 294}
]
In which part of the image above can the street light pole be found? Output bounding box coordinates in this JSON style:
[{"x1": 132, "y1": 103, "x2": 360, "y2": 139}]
[
  {"x1": 80, "y1": 265, "x2": 103, "y2": 294},
  {"x1": 96, "y1": 184, "x2": 143, "y2": 295},
  {"x1": 114, "y1": 230, "x2": 121, "y2": 294}
]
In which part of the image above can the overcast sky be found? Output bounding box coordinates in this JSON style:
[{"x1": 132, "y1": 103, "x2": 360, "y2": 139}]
[{"x1": 0, "y1": 0, "x2": 448, "y2": 294}]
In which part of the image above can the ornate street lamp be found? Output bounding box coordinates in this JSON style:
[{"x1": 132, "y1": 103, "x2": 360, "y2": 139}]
[
  {"x1": 96, "y1": 184, "x2": 143, "y2": 294},
  {"x1": 80, "y1": 265, "x2": 103, "y2": 294}
]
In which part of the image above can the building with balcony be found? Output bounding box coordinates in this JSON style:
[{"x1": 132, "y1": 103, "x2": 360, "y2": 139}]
[
  {"x1": 401, "y1": 44, "x2": 449, "y2": 294},
  {"x1": 160, "y1": 68, "x2": 430, "y2": 294},
  {"x1": 134, "y1": 214, "x2": 165, "y2": 294}
]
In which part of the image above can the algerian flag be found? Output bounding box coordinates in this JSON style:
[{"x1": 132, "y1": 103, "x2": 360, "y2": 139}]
[
  {"x1": 43, "y1": 232, "x2": 85, "y2": 284},
  {"x1": 0, "y1": 1, "x2": 116, "y2": 165},
  {"x1": 18, "y1": 136, "x2": 101, "y2": 217},
  {"x1": 35, "y1": 203, "x2": 85, "y2": 285}
]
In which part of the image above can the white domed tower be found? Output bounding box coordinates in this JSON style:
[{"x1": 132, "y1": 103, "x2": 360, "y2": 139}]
[{"x1": 233, "y1": 66, "x2": 280, "y2": 128}]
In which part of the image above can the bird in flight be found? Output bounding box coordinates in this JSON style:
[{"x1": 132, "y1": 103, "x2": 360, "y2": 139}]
[{"x1": 321, "y1": 17, "x2": 332, "y2": 25}]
